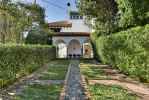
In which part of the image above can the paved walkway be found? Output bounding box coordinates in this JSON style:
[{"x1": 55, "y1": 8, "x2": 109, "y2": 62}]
[{"x1": 64, "y1": 60, "x2": 86, "y2": 100}]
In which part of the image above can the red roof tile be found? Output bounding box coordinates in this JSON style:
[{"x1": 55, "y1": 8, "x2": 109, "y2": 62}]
[{"x1": 49, "y1": 21, "x2": 72, "y2": 28}]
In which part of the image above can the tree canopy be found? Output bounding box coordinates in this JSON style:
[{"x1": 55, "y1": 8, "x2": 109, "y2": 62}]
[
  {"x1": 0, "y1": 0, "x2": 49, "y2": 44},
  {"x1": 78, "y1": 0, "x2": 149, "y2": 36}
]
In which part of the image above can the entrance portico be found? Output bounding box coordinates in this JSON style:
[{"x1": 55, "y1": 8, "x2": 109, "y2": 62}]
[
  {"x1": 49, "y1": 11, "x2": 93, "y2": 58},
  {"x1": 52, "y1": 33, "x2": 93, "y2": 58}
]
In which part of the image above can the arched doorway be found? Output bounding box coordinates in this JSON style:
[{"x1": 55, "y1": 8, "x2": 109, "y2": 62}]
[
  {"x1": 68, "y1": 39, "x2": 82, "y2": 58},
  {"x1": 55, "y1": 40, "x2": 67, "y2": 58}
]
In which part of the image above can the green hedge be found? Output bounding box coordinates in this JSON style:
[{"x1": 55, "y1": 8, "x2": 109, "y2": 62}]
[
  {"x1": 95, "y1": 24, "x2": 149, "y2": 82},
  {"x1": 0, "y1": 44, "x2": 56, "y2": 88}
]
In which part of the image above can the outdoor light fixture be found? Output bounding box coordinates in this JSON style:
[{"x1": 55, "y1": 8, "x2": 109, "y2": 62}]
[{"x1": 67, "y1": 2, "x2": 71, "y2": 7}]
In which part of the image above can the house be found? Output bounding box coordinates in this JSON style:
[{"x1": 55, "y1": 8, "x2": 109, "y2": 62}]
[{"x1": 49, "y1": 11, "x2": 93, "y2": 59}]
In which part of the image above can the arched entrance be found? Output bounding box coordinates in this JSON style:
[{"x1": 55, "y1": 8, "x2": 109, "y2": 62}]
[
  {"x1": 55, "y1": 40, "x2": 67, "y2": 58},
  {"x1": 67, "y1": 39, "x2": 82, "y2": 58}
]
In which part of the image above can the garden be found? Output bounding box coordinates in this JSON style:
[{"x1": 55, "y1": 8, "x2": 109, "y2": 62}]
[
  {"x1": 0, "y1": 1, "x2": 65, "y2": 99},
  {"x1": 79, "y1": 0, "x2": 149, "y2": 84},
  {"x1": 80, "y1": 61, "x2": 141, "y2": 100},
  {"x1": 2, "y1": 60, "x2": 69, "y2": 100},
  {"x1": 1, "y1": 0, "x2": 149, "y2": 99}
]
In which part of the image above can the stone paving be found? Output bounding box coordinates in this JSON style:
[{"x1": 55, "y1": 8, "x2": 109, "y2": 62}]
[{"x1": 64, "y1": 60, "x2": 86, "y2": 100}]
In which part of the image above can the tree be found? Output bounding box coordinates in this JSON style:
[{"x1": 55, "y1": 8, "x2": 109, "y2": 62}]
[
  {"x1": 25, "y1": 27, "x2": 51, "y2": 45},
  {"x1": 0, "y1": 1, "x2": 32, "y2": 43},
  {"x1": 117, "y1": 0, "x2": 149, "y2": 29},
  {"x1": 78, "y1": 0, "x2": 149, "y2": 35},
  {"x1": 78, "y1": 0, "x2": 118, "y2": 36},
  {"x1": 21, "y1": 3, "x2": 45, "y2": 26},
  {"x1": 0, "y1": 1, "x2": 48, "y2": 44}
]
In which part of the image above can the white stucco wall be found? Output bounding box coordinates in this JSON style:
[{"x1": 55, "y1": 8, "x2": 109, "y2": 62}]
[
  {"x1": 61, "y1": 19, "x2": 91, "y2": 32},
  {"x1": 53, "y1": 36, "x2": 90, "y2": 58},
  {"x1": 53, "y1": 36, "x2": 90, "y2": 46}
]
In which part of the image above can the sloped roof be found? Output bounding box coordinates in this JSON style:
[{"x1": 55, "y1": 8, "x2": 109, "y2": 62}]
[{"x1": 49, "y1": 21, "x2": 72, "y2": 28}]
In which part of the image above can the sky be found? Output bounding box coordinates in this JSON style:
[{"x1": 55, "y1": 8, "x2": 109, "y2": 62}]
[{"x1": 16, "y1": 0, "x2": 77, "y2": 22}]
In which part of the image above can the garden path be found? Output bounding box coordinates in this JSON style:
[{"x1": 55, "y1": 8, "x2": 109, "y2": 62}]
[{"x1": 64, "y1": 60, "x2": 86, "y2": 100}]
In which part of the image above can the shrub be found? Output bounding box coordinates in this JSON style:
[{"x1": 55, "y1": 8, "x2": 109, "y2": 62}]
[
  {"x1": 95, "y1": 24, "x2": 149, "y2": 82},
  {"x1": 0, "y1": 44, "x2": 56, "y2": 88},
  {"x1": 25, "y1": 28, "x2": 51, "y2": 45}
]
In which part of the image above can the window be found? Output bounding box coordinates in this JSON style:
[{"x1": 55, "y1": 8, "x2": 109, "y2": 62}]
[
  {"x1": 70, "y1": 15, "x2": 83, "y2": 20},
  {"x1": 80, "y1": 16, "x2": 83, "y2": 19},
  {"x1": 76, "y1": 16, "x2": 79, "y2": 19}
]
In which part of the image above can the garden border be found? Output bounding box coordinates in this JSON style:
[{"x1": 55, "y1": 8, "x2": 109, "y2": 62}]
[
  {"x1": 59, "y1": 61, "x2": 72, "y2": 100},
  {"x1": 81, "y1": 75, "x2": 91, "y2": 100}
]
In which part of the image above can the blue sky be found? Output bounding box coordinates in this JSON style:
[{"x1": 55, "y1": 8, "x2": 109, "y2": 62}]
[{"x1": 18, "y1": 0, "x2": 77, "y2": 22}]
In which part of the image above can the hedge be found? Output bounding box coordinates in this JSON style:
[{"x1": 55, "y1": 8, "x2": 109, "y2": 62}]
[
  {"x1": 0, "y1": 44, "x2": 56, "y2": 88},
  {"x1": 95, "y1": 24, "x2": 149, "y2": 82}
]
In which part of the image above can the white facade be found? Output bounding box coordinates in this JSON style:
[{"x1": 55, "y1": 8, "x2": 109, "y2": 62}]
[
  {"x1": 53, "y1": 36, "x2": 91, "y2": 58},
  {"x1": 53, "y1": 36, "x2": 90, "y2": 46},
  {"x1": 61, "y1": 19, "x2": 91, "y2": 32},
  {"x1": 51, "y1": 11, "x2": 93, "y2": 58}
]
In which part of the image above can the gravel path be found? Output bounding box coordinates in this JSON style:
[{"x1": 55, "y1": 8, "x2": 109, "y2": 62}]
[{"x1": 64, "y1": 60, "x2": 86, "y2": 100}]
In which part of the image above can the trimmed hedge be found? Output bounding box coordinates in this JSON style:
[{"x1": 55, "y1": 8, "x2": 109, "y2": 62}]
[
  {"x1": 0, "y1": 44, "x2": 56, "y2": 88},
  {"x1": 95, "y1": 24, "x2": 149, "y2": 82}
]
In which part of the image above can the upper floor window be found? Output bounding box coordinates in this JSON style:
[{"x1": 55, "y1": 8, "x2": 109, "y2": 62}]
[
  {"x1": 80, "y1": 16, "x2": 83, "y2": 19},
  {"x1": 70, "y1": 15, "x2": 83, "y2": 20}
]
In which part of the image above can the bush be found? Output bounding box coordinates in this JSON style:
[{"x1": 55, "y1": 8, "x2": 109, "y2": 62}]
[
  {"x1": 95, "y1": 24, "x2": 149, "y2": 82},
  {"x1": 25, "y1": 28, "x2": 51, "y2": 45},
  {"x1": 0, "y1": 44, "x2": 56, "y2": 88}
]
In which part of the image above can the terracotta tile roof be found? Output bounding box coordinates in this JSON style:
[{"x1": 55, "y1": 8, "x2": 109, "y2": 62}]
[
  {"x1": 49, "y1": 21, "x2": 72, "y2": 28},
  {"x1": 53, "y1": 32, "x2": 90, "y2": 36}
]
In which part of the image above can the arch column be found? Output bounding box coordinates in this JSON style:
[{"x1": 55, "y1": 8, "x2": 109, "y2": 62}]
[{"x1": 55, "y1": 39, "x2": 67, "y2": 58}]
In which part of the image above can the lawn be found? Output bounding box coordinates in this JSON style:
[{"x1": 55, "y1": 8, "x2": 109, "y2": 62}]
[
  {"x1": 81, "y1": 66, "x2": 107, "y2": 79},
  {"x1": 80, "y1": 61, "x2": 139, "y2": 100},
  {"x1": 38, "y1": 66, "x2": 68, "y2": 80},
  {"x1": 80, "y1": 62, "x2": 110, "y2": 80},
  {"x1": 38, "y1": 60, "x2": 69, "y2": 80},
  {"x1": 13, "y1": 60, "x2": 70, "y2": 100},
  {"x1": 15, "y1": 84, "x2": 62, "y2": 100},
  {"x1": 89, "y1": 84, "x2": 138, "y2": 100}
]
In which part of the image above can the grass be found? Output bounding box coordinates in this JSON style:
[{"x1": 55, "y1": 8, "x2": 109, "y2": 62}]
[
  {"x1": 13, "y1": 60, "x2": 70, "y2": 100},
  {"x1": 80, "y1": 62, "x2": 111, "y2": 80},
  {"x1": 89, "y1": 84, "x2": 138, "y2": 100},
  {"x1": 15, "y1": 84, "x2": 62, "y2": 100},
  {"x1": 38, "y1": 60, "x2": 69, "y2": 80},
  {"x1": 50, "y1": 60, "x2": 70, "y2": 65},
  {"x1": 39, "y1": 66, "x2": 68, "y2": 80}
]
